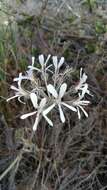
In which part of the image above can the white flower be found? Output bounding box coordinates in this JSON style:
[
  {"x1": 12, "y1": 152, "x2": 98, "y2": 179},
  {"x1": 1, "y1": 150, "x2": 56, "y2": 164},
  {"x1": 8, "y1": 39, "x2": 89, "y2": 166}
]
[
  {"x1": 13, "y1": 72, "x2": 28, "y2": 82},
  {"x1": 75, "y1": 68, "x2": 87, "y2": 91},
  {"x1": 21, "y1": 93, "x2": 53, "y2": 131},
  {"x1": 14, "y1": 57, "x2": 35, "y2": 82},
  {"x1": 25, "y1": 56, "x2": 36, "y2": 81},
  {"x1": 52, "y1": 56, "x2": 65, "y2": 72},
  {"x1": 73, "y1": 94, "x2": 90, "y2": 119},
  {"x1": 45, "y1": 83, "x2": 77, "y2": 123},
  {"x1": 7, "y1": 73, "x2": 29, "y2": 103},
  {"x1": 52, "y1": 56, "x2": 65, "y2": 86},
  {"x1": 28, "y1": 54, "x2": 52, "y2": 74},
  {"x1": 80, "y1": 83, "x2": 92, "y2": 98},
  {"x1": 75, "y1": 68, "x2": 92, "y2": 97}
]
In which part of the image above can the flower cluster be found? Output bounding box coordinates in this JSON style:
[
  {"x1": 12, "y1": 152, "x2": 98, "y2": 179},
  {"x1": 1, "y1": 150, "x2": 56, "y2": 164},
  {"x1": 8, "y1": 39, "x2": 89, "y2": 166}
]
[{"x1": 7, "y1": 55, "x2": 92, "y2": 131}]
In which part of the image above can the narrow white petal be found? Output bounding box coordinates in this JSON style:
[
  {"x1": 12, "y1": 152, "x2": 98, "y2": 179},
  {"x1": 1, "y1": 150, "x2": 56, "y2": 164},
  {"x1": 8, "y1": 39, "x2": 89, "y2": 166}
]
[
  {"x1": 62, "y1": 102, "x2": 77, "y2": 112},
  {"x1": 46, "y1": 64, "x2": 52, "y2": 70},
  {"x1": 14, "y1": 76, "x2": 28, "y2": 81},
  {"x1": 46, "y1": 64, "x2": 53, "y2": 73},
  {"x1": 79, "y1": 100, "x2": 90, "y2": 105},
  {"x1": 81, "y1": 73, "x2": 87, "y2": 83},
  {"x1": 59, "y1": 83, "x2": 67, "y2": 98},
  {"x1": 43, "y1": 103, "x2": 55, "y2": 115},
  {"x1": 18, "y1": 96, "x2": 26, "y2": 104},
  {"x1": 26, "y1": 70, "x2": 33, "y2": 79},
  {"x1": 28, "y1": 66, "x2": 41, "y2": 72},
  {"x1": 77, "y1": 107, "x2": 81, "y2": 119},
  {"x1": 80, "y1": 68, "x2": 83, "y2": 79},
  {"x1": 78, "y1": 105, "x2": 88, "y2": 118},
  {"x1": 39, "y1": 54, "x2": 44, "y2": 67},
  {"x1": 13, "y1": 77, "x2": 19, "y2": 81},
  {"x1": 78, "y1": 93, "x2": 81, "y2": 98},
  {"x1": 33, "y1": 114, "x2": 40, "y2": 131},
  {"x1": 81, "y1": 84, "x2": 88, "y2": 98},
  {"x1": 52, "y1": 56, "x2": 58, "y2": 70},
  {"x1": 87, "y1": 89, "x2": 93, "y2": 96},
  {"x1": 58, "y1": 57, "x2": 64, "y2": 69},
  {"x1": 46, "y1": 69, "x2": 53, "y2": 74},
  {"x1": 6, "y1": 95, "x2": 19, "y2": 102},
  {"x1": 47, "y1": 84, "x2": 58, "y2": 98},
  {"x1": 10, "y1": 85, "x2": 19, "y2": 91},
  {"x1": 45, "y1": 54, "x2": 51, "y2": 66},
  {"x1": 58, "y1": 104, "x2": 65, "y2": 123},
  {"x1": 20, "y1": 111, "x2": 37, "y2": 119},
  {"x1": 43, "y1": 114, "x2": 53, "y2": 126},
  {"x1": 39, "y1": 98, "x2": 47, "y2": 110},
  {"x1": 16, "y1": 72, "x2": 22, "y2": 80},
  {"x1": 32, "y1": 56, "x2": 35, "y2": 66},
  {"x1": 18, "y1": 73, "x2": 22, "y2": 87},
  {"x1": 73, "y1": 99, "x2": 90, "y2": 107},
  {"x1": 30, "y1": 93, "x2": 38, "y2": 108}
]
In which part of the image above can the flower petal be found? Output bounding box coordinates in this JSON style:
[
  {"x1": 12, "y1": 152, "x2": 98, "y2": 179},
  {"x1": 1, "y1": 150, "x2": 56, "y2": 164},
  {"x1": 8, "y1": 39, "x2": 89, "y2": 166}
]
[
  {"x1": 78, "y1": 105, "x2": 88, "y2": 118},
  {"x1": 45, "y1": 54, "x2": 51, "y2": 66},
  {"x1": 46, "y1": 64, "x2": 53, "y2": 73},
  {"x1": 62, "y1": 102, "x2": 77, "y2": 112},
  {"x1": 46, "y1": 69, "x2": 53, "y2": 74},
  {"x1": 33, "y1": 113, "x2": 40, "y2": 131},
  {"x1": 59, "y1": 83, "x2": 67, "y2": 98},
  {"x1": 77, "y1": 96, "x2": 90, "y2": 105},
  {"x1": 80, "y1": 83, "x2": 88, "y2": 98},
  {"x1": 81, "y1": 73, "x2": 87, "y2": 83},
  {"x1": 58, "y1": 57, "x2": 64, "y2": 69},
  {"x1": 28, "y1": 66, "x2": 41, "y2": 72},
  {"x1": 14, "y1": 76, "x2": 28, "y2": 81},
  {"x1": 47, "y1": 84, "x2": 58, "y2": 98},
  {"x1": 52, "y1": 56, "x2": 58, "y2": 70},
  {"x1": 18, "y1": 73, "x2": 23, "y2": 87},
  {"x1": 18, "y1": 96, "x2": 26, "y2": 104},
  {"x1": 43, "y1": 114, "x2": 53, "y2": 126},
  {"x1": 30, "y1": 93, "x2": 38, "y2": 108},
  {"x1": 10, "y1": 85, "x2": 19, "y2": 91},
  {"x1": 79, "y1": 101, "x2": 90, "y2": 105},
  {"x1": 39, "y1": 54, "x2": 44, "y2": 67},
  {"x1": 87, "y1": 89, "x2": 93, "y2": 96},
  {"x1": 20, "y1": 111, "x2": 37, "y2": 119},
  {"x1": 58, "y1": 104, "x2": 65, "y2": 123},
  {"x1": 6, "y1": 95, "x2": 19, "y2": 102},
  {"x1": 32, "y1": 56, "x2": 35, "y2": 66},
  {"x1": 46, "y1": 64, "x2": 52, "y2": 70},
  {"x1": 73, "y1": 96, "x2": 90, "y2": 106},
  {"x1": 43, "y1": 103, "x2": 55, "y2": 115},
  {"x1": 80, "y1": 68, "x2": 83, "y2": 79},
  {"x1": 39, "y1": 98, "x2": 47, "y2": 110},
  {"x1": 77, "y1": 107, "x2": 81, "y2": 119}
]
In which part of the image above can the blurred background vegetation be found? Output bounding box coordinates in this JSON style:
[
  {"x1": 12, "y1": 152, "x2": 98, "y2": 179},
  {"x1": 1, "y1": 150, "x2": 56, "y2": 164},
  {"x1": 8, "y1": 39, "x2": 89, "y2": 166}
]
[{"x1": 0, "y1": 0, "x2": 107, "y2": 190}]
